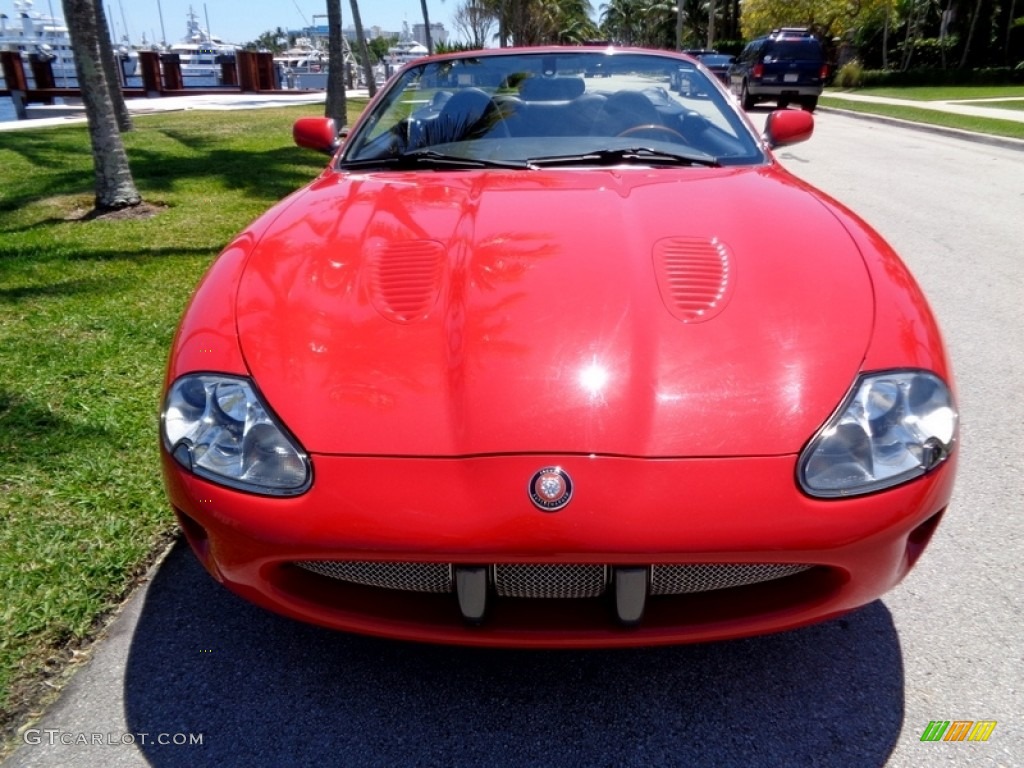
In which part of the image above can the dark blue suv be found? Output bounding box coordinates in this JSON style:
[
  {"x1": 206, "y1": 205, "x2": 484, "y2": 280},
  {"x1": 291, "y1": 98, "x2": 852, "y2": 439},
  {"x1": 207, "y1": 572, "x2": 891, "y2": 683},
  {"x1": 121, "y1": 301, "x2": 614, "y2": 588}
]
[{"x1": 728, "y1": 28, "x2": 827, "y2": 112}]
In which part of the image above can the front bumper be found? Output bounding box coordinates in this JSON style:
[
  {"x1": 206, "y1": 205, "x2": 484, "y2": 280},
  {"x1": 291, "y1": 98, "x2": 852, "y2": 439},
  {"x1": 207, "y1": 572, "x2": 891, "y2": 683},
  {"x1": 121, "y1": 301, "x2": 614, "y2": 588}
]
[{"x1": 163, "y1": 452, "x2": 955, "y2": 648}]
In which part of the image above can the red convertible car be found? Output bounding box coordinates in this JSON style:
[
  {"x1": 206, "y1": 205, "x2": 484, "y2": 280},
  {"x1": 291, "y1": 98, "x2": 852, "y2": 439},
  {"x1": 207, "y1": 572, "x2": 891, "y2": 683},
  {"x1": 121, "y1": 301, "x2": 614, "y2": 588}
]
[{"x1": 160, "y1": 47, "x2": 957, "y2": 648}]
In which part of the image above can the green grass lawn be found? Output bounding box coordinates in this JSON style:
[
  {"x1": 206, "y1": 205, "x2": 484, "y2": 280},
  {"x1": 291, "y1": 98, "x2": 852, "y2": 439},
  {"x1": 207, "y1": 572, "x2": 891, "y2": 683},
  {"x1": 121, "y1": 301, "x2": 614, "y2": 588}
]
[{"x1": 0, "y1": 100, "x2": 364, "y2": 747}]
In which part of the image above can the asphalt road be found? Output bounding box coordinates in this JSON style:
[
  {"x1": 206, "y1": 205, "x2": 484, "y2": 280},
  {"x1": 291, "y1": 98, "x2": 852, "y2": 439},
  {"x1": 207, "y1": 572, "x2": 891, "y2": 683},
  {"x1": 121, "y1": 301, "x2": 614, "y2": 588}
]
[{"x1": 5, "y1": 111, "x2": 1022, "y2": 768}]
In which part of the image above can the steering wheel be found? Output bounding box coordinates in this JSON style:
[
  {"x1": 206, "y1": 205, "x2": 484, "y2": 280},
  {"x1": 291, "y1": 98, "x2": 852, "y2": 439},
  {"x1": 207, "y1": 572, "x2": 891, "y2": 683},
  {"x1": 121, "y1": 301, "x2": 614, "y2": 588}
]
[{"x1": 617, "y1": 124, "x2": 687, "y2": 142}]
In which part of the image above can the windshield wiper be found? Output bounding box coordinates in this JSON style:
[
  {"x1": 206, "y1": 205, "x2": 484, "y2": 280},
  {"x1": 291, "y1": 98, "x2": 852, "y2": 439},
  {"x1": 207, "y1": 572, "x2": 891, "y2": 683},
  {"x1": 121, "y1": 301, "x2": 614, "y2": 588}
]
[
  {"x1": 340, "y1": 149, "x2": 530, "y2": 171},
  {"x1": 527, "y1": 147, "x2": 720, "y2": 168}
]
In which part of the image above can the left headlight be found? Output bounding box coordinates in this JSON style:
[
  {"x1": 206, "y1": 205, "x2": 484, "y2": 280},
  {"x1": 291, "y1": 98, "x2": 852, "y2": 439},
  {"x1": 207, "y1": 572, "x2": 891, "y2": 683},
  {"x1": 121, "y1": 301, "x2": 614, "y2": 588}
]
[
  {"x1": 799, "y1": 370, "x2": 957, "y2": 498},
  {"x1": 161, "y1": 374, "x2": 311, "y2": 496}
]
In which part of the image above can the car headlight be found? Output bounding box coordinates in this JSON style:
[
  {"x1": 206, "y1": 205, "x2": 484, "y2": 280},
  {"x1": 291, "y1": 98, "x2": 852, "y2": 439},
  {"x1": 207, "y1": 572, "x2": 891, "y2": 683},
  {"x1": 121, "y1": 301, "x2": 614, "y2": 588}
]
[
  {"x1": 161, "y1": 374, "x2": 311, "y2": 496},
  {"x1": 799, "y1": 370, "x2": 957, "y2": 498}
]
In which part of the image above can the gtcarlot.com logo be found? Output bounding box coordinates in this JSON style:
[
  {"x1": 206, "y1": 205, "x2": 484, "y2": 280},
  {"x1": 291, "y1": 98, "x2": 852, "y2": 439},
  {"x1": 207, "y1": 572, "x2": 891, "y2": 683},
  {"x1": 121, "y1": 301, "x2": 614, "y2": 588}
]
[
  {"x1": 23, "y1": 730, "x2": 203, "y2": 747},
  {"x1": 920, "y1": 720, "x2": 997, "y2": 742}
]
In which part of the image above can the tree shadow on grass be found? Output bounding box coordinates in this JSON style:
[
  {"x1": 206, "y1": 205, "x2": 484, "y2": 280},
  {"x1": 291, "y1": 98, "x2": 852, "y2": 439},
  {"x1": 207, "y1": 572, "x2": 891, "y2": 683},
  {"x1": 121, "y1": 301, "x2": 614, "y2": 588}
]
[
  {"x1": 0, "y1": 242, "x2": 225, "y2": 265},
  {"x1": 123, "y1": 540, "x2": 905, "y2": 768},
  {"x1": 0, "y1": 276, "x2": 128, "y2": 302},
  {"x1": 125, "y1": 143, "x2": 322, "y2": 200},
  {"x1": 0, "y1": 128, "x2": 323, "y2": 218},
  {"x1": 0, "y1": 389, "x2": 114, "y2": 470}
]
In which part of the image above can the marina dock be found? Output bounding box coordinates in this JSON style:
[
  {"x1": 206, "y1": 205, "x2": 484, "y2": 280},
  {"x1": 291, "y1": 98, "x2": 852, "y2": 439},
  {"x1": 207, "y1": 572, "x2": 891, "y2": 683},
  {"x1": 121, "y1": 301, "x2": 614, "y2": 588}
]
[{"x1": 1, "y1": 49, "x2": 298, "y2": 121}]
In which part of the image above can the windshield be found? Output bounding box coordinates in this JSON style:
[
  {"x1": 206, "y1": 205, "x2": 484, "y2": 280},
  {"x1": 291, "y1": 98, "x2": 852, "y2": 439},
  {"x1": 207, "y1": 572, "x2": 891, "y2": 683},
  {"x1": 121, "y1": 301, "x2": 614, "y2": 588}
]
[{"x1": 340, "y1": 50, "x2": 765, "y2": 170}]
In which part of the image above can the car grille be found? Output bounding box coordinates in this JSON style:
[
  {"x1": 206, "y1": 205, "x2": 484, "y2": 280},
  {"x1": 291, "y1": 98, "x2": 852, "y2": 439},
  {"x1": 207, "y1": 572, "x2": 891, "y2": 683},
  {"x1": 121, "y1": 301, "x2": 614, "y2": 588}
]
[
  {"x1": 294, "y1": 561, "x2": 811, "y2": 598},
  {"x1": 650, "y1": 563, "x2": 811, "y2": 594},
  {"x1": 296, "y1": 560, "x2": 453, "y2": 592},
  {"x1": 493, "y1": 564, "x2": 608, "y2": 598}
]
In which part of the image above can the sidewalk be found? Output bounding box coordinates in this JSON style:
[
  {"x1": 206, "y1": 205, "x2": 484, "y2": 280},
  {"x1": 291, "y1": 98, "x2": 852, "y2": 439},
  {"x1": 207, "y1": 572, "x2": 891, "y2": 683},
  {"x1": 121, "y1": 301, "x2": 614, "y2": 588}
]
[
  {"x1": 824, "y1": 90, "x2": 1024, "y2": 123},
  {"x1": 820, "y1": 90, "x2": 1024, "y2": 151},
  {"x1": 0, "y1": 90, "x2": 342, "y2": 132}
]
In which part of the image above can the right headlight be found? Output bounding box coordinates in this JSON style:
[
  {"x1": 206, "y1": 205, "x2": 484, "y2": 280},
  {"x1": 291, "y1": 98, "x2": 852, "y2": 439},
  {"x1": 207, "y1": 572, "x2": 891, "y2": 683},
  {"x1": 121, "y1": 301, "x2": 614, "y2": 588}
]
[
  {"x1": 799, "y1": 370, "x2": 957, "y2": 498},
  {"x1": 162, "y1": 374, "x2": 311, "y2": 496}
]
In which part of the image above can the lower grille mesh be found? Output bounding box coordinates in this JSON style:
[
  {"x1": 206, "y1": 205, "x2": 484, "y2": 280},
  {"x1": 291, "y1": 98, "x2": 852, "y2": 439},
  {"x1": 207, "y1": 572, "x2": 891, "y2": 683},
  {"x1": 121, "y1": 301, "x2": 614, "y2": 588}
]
[
  {"x1": 294, "y1": 561, "x2": 811, "y2": 597},
  {"x1": 296, "y1": 560, "x2": 452, "y2": 593},
  {"x1": 650, "y1": 563, "x2": 812, "y2": 594},
  {"x1": 493, "y1": 564, "x2": 607, "y2": 598}
]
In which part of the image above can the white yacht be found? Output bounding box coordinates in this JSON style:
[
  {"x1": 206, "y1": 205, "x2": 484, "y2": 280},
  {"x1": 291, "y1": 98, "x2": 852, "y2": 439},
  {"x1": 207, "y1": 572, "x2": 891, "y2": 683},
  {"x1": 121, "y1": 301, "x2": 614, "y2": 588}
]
[
  {"x1": 386, "y1": 39, "x2": 429, "y2": 69},
  {"x1": 274, "y1": 36, "x2": 329, "y2": 89},
  {"x1": 167, "y1": 6, "x2": 239, "y2": 78},
  {"x1": 0, "y1": 0, "x2": 76, "y2": 85}
]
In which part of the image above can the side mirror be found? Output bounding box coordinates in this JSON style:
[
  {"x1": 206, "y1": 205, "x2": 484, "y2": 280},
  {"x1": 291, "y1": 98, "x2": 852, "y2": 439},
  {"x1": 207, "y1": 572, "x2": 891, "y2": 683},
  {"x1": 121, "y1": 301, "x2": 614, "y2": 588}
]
[
  {"x1": 293, "y1": 117, "x2": 343, "y2": 154},
  {"x1": 762, "y1": 109, "x2": 814, "y2": 149}
]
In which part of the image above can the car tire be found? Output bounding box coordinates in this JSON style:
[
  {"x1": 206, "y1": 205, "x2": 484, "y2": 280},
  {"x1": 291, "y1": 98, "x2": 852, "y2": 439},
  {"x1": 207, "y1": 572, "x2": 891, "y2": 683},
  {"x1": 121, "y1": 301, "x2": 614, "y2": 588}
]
[
  {"x1": 741, "y1": 81, "x2": 755, "y2": 110},
  {"x1": 801, "y1": 96, "x2": 818, "y2": 112}
]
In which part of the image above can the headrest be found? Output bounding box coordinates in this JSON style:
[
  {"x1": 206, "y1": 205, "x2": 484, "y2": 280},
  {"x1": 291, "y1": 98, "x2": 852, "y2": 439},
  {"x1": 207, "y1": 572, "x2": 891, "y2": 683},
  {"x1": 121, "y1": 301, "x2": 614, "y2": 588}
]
[{"x1": 519, "y1": 76, "x2": 586, "y2": 102}]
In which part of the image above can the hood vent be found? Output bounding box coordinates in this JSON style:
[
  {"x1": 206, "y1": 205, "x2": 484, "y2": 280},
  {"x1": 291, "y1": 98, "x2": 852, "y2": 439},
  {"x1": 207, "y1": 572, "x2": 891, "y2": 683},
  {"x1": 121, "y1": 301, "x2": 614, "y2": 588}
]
[
  {"x1": 367, "y1": 240, "x2": 446, "y2": 323},
  {"x1": 653, "y1": 237, "x2": 734, "y2": 323}
]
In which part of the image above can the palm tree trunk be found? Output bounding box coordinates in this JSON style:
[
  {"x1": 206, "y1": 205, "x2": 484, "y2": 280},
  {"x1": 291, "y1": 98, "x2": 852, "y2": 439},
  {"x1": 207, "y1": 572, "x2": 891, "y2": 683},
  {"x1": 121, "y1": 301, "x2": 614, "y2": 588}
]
[
  {"x1": 348, "y1": 0, "x2": 376, "y2": 96},
  {"x1": 882, "y1": 0, "x2": 890, "y2": 70},
  {"x1": 420, "y1": 0, "x2": 434, "y2": 53},
  {"x1": 1004, "y1": 0, "x2": 1017, "y2": 65},
  {"x1": 958, "y1": 0, "x2": 983, "y2": 69},
  {"x1": 61, "y1": 0, "x2": 140, "y2": 211},
  {"x1": 92, "y1": 1, "x2": 131, "y2": 132},
  {"x1": 325, "y1": 0, "x2": 348, "y2": 126}
]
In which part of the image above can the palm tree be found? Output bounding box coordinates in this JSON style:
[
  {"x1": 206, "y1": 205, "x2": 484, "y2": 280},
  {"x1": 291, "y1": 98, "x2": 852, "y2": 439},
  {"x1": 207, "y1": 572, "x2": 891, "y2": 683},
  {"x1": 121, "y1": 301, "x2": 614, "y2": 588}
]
[
  {"x1": 325, "y1": 0, "x2": 348, "y2": 126},
  {"x1": 348, "y1": 0, "x2": 376, "y2": 96},
  {"x1": 600, "y1": 0, "x2": 639, "y2": 45},
  {"x1": 61, "y1": 0, "x2": 140, "y2": 211},
  {"x1": 91, "y1": 1, "x2": 131, "y2": 131},
  {"x1": 958, "y1": 0, "x2": 984, "y2": 68},
  {"x1": 543, "y1": 0, "x2": 599, "y2": 43},
  {"x1": 420, "y1": 0, "x2": 434, "y2": 53}
]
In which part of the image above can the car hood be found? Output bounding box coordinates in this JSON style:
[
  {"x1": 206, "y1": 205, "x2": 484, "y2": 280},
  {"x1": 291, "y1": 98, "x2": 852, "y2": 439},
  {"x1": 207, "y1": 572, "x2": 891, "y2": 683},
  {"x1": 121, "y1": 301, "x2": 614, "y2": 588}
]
[{"x1": 236, "y1": 167, "x2": 872, "y2": 457}]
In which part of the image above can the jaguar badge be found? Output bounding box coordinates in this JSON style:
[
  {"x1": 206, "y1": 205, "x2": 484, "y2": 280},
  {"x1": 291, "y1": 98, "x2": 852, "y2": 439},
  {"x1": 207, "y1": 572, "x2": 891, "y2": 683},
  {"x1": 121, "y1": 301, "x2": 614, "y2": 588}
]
[{"x1": 528, "y1": 467, "x2": 573, "y2": 512}]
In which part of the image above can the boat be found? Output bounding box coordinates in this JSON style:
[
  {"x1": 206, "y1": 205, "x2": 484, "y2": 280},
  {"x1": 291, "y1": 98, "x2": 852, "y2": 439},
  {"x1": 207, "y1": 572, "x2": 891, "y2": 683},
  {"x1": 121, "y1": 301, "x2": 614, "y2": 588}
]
[
  {"x1": 273, "y1": 32, "x2": 371, "y2": 91},
  {"x1": 0, "y1": 0, "x2": 76, "y2": 86},
  {"x1": 386, "y1": 33, "x2": 428, "y2": 70},
  {"x1": 387, "y1": 39, "x2": 429, "y2": 66},
  {"x1": 274, "y1": 36, "x2": 329, "y2": 90},
  {"x1": 167, "y1": 5, "x2": 239, "y2": 79}
]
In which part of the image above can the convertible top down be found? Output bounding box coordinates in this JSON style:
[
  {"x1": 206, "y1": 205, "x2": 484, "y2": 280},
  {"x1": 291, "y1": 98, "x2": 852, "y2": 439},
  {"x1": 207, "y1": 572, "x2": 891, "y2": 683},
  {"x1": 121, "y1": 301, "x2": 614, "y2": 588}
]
[{"x1": 161, "y1": 47, "x2": 957, "y2": 647}]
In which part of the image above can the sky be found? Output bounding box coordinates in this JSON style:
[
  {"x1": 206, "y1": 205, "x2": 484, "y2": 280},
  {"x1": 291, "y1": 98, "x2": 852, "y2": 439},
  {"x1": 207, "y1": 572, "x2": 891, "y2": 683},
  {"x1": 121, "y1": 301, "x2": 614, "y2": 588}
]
[{"x1": 97, "y1": 0, "x2": 459, "y2": 48}]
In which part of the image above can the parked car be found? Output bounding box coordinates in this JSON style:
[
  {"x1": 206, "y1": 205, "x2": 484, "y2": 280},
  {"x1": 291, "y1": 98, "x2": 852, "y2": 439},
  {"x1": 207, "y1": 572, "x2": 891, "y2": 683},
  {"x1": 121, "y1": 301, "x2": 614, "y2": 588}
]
[
  {"x1": 161, "y1": 46, "x2": 957, "y2": 648},
  {"x1": 679, "y1": 50, "x2": 735, "y2": 86},
  {"x1": 671, "y1": 51, "x2": 734, "y2": 94},
  {"x1": 695, "y1": 52, "x2": 735, "y2": 84},
  {"x1": 729, "y1": 28, "x2": 828, "y2": 111}
]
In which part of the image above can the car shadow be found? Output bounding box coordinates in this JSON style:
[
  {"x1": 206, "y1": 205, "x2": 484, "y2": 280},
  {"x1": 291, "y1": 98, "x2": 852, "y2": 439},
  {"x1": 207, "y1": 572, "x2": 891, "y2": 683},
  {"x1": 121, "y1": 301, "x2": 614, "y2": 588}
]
[{"x1": 123, "y1": 539, "x2": 904, "y2": 767}]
